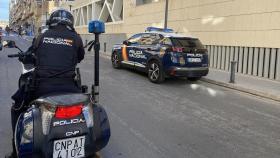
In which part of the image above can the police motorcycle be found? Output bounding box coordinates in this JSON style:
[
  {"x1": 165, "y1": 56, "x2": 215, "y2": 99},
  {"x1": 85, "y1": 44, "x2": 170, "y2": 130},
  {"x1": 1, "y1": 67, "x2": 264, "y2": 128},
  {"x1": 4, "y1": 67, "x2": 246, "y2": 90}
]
[{"x1": 2, "y1": 21, "x2": 110, "y2": 158}]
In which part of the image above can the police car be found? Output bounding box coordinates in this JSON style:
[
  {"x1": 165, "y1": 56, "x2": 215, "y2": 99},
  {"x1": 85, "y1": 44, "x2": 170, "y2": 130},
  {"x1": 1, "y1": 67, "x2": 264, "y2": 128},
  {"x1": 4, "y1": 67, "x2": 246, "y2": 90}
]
[{"x1": 111, "y1": 27, "x2": 209, "y2": 83}]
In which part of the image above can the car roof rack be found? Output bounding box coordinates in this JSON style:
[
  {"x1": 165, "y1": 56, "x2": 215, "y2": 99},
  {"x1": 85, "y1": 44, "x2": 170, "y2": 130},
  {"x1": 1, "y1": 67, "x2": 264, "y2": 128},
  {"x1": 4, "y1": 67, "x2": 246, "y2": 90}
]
[{"x1": 145, "y1": 27, "x2": 174, "y2": 33}]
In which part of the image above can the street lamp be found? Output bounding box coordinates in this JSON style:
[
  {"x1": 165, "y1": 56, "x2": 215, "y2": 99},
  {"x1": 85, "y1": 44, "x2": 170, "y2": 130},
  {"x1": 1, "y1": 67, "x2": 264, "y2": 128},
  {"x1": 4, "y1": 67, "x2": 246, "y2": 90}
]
[{"x1": 164, "y1": 0, "x2": 169, "y2": 29}]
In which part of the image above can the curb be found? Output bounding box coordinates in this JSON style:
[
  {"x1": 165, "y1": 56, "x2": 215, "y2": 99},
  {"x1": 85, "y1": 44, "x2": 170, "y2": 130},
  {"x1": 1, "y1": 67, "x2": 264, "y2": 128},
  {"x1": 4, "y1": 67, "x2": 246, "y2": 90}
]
[{"x1": 201, "y1": 78, "x2": 280, "y2": 102}]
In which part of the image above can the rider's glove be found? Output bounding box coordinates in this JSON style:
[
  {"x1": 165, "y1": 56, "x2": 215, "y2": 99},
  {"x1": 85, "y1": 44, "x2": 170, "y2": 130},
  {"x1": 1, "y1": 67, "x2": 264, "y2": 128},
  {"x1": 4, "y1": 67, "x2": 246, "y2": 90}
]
[{"x1": 19, "y1": 53, "x2": 35, "y2": 64}]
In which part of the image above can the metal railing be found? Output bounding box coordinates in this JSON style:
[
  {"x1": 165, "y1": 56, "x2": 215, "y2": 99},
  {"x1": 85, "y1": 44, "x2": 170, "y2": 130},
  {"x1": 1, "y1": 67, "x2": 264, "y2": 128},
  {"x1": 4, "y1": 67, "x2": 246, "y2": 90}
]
[{"x1": 205, "y1": 45, "x2": 280, "y2": 81}]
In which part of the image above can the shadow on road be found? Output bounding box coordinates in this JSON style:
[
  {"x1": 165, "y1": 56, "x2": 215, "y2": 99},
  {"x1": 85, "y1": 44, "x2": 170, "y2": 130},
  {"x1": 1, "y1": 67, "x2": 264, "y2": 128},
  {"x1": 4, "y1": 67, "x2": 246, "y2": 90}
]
[{"x1": 118, "y1": 68, "x2": 200, "y2": 85}]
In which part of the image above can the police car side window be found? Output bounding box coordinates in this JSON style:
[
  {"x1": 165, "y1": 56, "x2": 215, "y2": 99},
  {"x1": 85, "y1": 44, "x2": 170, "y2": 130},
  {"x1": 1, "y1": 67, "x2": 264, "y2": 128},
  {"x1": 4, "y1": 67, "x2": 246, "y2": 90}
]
[
  {"x1": 128, "y1": 34, "x2": 142, "y2": 44},
  {"x1": 139, "y1": 34, "x2": 160, "y2": 45}
]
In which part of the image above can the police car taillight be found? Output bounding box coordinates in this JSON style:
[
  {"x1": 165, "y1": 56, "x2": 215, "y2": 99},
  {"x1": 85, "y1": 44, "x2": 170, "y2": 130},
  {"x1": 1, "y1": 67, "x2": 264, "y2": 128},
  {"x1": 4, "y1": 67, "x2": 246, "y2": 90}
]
[{"x1": 172, "y1": 47, "x2": 183, "y2": 52}]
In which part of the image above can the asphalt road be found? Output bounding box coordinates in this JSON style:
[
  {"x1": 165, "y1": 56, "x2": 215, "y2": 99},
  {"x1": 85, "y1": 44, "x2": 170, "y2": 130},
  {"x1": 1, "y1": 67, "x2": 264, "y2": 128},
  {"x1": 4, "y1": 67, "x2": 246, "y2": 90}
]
[{"x1": 1, "y1": 37, "x2": 280, "y2": 158}]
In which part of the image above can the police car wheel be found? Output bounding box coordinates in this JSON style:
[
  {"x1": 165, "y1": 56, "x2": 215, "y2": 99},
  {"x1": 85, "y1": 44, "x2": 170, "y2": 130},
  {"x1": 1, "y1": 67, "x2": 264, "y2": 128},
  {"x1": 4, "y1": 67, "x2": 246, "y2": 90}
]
[
  {"x1": 112, "y1": 52, "x2": 121, "y2": 69},
  {"x1": 148, "y1": 60, "x2": 164, "y2": 83}
]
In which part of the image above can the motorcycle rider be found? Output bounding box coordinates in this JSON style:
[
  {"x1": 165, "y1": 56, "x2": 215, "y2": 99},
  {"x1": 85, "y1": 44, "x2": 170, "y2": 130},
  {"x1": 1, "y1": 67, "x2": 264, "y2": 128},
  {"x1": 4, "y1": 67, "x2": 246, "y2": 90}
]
[{"x1": 6, "y1": 8, "x2": 85, "y2": 158}]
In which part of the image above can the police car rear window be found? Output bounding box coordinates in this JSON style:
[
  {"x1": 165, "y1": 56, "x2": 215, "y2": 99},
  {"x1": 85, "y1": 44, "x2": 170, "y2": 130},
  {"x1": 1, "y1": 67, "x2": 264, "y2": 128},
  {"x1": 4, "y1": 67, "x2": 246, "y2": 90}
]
[{"x1": 171, "y1": 38, "x2": 204, "y2": 48}]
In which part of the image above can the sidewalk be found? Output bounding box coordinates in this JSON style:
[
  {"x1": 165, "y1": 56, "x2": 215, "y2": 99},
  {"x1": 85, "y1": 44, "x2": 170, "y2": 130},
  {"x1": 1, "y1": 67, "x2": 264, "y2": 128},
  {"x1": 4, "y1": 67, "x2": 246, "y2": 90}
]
[{"x1": 202, "y1": 69, "x2": 280, "y2": 102}]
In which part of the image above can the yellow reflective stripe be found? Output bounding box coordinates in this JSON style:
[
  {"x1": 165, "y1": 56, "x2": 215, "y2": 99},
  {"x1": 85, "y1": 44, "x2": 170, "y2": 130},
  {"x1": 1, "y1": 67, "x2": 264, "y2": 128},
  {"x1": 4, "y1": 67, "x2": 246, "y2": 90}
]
[{"x1": 122, "y1": 45, "x2": 128, "y2": 61}]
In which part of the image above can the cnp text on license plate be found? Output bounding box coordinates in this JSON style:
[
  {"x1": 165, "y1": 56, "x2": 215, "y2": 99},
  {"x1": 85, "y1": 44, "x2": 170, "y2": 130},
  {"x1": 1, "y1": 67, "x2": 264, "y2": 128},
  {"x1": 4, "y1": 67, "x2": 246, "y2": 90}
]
[
  {"x1": 188, "y1": 58, "x2": 201, "y2": 63},
  {"x1": 53, "y1": 136, "x2": 85, "y2": 158}
]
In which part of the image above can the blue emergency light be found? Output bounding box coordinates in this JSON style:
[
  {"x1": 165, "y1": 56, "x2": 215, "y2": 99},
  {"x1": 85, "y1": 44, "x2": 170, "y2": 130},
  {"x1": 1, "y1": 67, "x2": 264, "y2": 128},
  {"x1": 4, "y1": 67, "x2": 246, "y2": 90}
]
[
  {"x1": 145, "y1": 27, "x2": 174, "y2": 33},
  {"x1": 88, "y1": 21, "x2": 105, "y2": 34}
]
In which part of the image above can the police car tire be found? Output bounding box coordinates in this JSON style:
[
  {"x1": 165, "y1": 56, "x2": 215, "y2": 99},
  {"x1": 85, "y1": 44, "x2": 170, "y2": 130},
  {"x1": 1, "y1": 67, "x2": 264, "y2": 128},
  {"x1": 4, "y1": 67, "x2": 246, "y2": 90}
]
[
  {"x1": 148, "y1": 60, "x2": 165, "y2": 83},
  {"x1": 111, "y1": 52, "x2": 121, "y2": 69}
]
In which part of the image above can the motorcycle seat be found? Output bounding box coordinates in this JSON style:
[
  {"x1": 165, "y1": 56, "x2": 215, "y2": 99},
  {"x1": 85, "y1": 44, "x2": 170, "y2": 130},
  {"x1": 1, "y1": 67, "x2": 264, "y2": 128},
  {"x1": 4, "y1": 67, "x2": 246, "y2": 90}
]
[{"x1": 33, "y1": 93, "x2": 90, "y2": 107}]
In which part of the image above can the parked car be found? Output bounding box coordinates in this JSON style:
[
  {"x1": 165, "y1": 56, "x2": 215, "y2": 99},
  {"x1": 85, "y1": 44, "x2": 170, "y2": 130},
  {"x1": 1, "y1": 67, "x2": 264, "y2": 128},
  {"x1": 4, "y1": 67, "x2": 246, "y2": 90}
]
[{"x1": 111, "y1": 27, "x2": 209, "y2": 83}]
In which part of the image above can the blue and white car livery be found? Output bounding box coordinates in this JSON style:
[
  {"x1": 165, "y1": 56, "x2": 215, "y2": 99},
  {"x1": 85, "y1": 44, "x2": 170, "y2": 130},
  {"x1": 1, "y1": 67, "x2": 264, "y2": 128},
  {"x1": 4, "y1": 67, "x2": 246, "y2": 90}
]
[{"x1": 111, "y1": 27, "x2": 209, "y2": 83}]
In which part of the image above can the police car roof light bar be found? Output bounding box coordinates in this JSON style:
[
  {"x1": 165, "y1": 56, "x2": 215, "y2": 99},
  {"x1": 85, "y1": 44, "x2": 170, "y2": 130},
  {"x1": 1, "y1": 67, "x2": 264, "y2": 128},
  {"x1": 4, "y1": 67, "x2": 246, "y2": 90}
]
[
  {"x1": 88, "y1": 21, "x2": 105, "y2": 103},
  {"x1": 145, "y1": 27, "x2": 174, "y2": 33}
]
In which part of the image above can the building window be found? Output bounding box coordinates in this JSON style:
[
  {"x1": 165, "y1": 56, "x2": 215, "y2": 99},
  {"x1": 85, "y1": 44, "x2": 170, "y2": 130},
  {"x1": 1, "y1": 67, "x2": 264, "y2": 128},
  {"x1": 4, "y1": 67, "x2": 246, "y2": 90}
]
[{"x1": 73, "y1": 0, "x2": 123, "y2": 27}]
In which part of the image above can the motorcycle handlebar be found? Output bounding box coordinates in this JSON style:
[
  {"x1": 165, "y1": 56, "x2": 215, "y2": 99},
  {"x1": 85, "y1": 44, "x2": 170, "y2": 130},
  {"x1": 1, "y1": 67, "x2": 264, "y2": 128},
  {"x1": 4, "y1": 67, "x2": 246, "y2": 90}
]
[{"x1": 8, "y1": 54, "x2": 21, "y2": 58}]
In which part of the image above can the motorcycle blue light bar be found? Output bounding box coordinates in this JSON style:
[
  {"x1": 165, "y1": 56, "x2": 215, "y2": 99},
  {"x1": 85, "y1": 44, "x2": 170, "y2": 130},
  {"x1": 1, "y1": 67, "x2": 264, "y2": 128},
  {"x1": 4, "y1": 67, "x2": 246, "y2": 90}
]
[
  {"x1": 88, "y1": 21, "x2": 105, "y2": 34},
  {"x1": 146, "y1": 27, "x2": 174, "y2": 33}
]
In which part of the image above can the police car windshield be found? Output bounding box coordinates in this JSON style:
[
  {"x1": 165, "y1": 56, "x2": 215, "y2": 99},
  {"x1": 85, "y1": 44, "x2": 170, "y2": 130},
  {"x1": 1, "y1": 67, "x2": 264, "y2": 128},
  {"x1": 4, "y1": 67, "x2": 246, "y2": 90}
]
[{"x1": 171, "y1": 38, "x2": 204, "y2": 48}]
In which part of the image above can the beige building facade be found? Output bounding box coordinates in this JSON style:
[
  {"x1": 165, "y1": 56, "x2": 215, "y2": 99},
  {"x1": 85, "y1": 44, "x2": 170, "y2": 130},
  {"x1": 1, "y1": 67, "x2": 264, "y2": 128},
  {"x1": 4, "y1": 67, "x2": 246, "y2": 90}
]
[
  {"x1": 0, "y1": 20, "x2": 9, "y2": 28},
  {"x1": 64, "y1": 0, "x2": 280, "y2": 81},
  {"x1": 67, "y1": 0, "x2": 280, "y2": 48},
  {"x1": 9, "y1": 0, "x2": 59, "y2": 35}
]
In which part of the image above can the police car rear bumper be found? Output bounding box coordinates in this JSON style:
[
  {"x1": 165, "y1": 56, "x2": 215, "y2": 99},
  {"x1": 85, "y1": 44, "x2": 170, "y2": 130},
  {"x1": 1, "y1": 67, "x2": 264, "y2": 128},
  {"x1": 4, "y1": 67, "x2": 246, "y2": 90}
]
[{"x1": 167, "y1": 67, "x2": 209, "y2": 77}]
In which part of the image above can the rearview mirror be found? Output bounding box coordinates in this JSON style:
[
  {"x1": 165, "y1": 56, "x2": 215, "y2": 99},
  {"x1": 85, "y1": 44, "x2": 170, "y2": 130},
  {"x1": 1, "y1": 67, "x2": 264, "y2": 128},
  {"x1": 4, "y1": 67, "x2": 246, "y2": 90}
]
[{"x1": 2, "y1": 40, "x2": 16, "y2": 48}]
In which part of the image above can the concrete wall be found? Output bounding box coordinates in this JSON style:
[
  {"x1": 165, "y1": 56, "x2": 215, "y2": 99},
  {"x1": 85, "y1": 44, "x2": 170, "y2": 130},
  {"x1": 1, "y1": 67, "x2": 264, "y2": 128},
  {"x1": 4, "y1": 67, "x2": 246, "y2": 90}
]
[{"x1": 80, "y1": 33, "x2": 127, "y2": 56}]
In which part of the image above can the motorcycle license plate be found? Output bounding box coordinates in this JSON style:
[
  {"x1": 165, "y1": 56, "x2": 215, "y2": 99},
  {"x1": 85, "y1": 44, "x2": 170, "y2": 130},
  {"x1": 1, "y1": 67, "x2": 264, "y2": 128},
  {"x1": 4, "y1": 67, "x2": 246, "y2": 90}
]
[
  {"x1": 188, "y1": 58, "x2": 201, "y2": 63},
  {"x1": 53, "y1": 136, "x2": 85, "y2": 158}
]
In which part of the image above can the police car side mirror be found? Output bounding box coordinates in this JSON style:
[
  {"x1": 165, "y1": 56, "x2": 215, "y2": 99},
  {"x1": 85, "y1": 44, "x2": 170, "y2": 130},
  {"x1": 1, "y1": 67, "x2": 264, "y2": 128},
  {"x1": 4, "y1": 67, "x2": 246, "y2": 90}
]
[
  {"x1": 123, "y1": 40, "x2": 134, "y2": 46},
  {"x1": 123, "y1": 40, "x2": 129, "y2": 45}
]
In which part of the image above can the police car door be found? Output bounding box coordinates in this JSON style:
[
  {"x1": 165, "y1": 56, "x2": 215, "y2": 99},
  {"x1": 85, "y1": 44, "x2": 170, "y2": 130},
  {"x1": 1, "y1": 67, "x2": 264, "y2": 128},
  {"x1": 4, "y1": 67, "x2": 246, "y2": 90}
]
[
  {"x1": 122, "y1": 33, "x2": 142, "y2": 68},
  {"x1": 134, "y1": 33, "x2": 159, "y2": 69}
]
